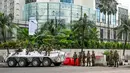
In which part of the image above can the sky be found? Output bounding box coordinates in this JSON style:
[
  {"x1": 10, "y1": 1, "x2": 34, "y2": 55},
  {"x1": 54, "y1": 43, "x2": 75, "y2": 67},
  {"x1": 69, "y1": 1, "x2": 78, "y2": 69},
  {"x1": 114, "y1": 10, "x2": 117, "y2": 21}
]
[{"x1": 118, "y1": 0, "x2": 130, "y2": 13}]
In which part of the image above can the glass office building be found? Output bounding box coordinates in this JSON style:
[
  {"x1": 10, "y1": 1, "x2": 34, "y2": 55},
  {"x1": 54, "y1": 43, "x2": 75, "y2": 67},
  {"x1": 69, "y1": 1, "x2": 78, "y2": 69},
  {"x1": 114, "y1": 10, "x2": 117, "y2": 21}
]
[
  {"x1": 23, "y1": 2, "x2": 96, "y2": 27},
  {"x1": 60, "y1": 0, "x2": 74, "y2": 3}
]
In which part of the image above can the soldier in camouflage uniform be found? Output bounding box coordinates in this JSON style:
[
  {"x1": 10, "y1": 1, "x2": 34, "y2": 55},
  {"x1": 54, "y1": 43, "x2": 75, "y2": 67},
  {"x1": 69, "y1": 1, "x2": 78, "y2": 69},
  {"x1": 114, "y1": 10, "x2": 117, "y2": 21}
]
[
  {"x1": 48, "y1": 45, "x2": 52, "y2": 56},
  {"x1": 113, "y1": 50, "x2": 119, "y2": 67},
  {"x1": 82, "y1": 51, "x2": 86, "y2": 66},
  {"x1": 73, "y1": 52, "x2": 77, "y2": 66},
  {"x1": 91, "y1": 51, "x2": 96, "y2": 66},
  {"x1": 87, "y1": 51, "x2": 91, "y2": 66},
  {"x1": 78, "y1": 52, "x2": 82, "y2": 66},
  {"x1": 109, "y1": 50, "x2": 114, "y2": 67},
  {"x1": 106, "y1": 53, "x2": 110, "y2": 66}
]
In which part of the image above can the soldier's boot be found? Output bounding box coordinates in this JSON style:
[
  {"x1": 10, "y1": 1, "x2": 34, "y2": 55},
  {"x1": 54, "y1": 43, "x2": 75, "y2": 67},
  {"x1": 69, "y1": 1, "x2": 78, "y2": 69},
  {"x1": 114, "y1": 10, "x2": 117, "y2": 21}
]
[
  {"x1": 86, "y1": 59, "x2": 89, "y2": 66},
  {"x1": 92, "y1": 60, "x2": 95, "y2": 66},
  {"x1": 116, "y1": 62, "x2": 119, "y2": 67},
  {"x1": 114, "y1": 61, "x2": 116, "y2": 67}
]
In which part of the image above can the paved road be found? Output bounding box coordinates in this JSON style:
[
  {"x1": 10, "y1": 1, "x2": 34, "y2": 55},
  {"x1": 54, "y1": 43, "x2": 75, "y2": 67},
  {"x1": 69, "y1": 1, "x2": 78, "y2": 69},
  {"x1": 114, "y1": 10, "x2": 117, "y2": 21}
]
[{"x1": 0, "y1": 65, "x2": 130, "y2": 73}]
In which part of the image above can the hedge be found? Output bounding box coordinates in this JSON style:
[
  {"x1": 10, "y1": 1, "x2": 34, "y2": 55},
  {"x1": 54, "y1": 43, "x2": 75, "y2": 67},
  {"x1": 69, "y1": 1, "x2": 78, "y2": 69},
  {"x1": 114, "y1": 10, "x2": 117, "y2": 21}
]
[{"x1": 0, "y1": 40, "x2": 130, "y2": 50}]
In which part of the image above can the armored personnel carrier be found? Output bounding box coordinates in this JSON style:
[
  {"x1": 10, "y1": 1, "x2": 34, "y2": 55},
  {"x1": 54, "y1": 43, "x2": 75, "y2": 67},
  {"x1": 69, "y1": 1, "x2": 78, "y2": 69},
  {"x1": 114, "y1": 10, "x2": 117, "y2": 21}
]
[{"x1": 5, "y1": 49, "x2": 65, "y2": 67}]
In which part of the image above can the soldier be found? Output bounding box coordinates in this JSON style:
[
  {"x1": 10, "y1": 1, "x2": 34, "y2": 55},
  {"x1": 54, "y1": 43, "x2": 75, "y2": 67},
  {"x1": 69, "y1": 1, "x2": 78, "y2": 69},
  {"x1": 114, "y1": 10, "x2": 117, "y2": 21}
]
[
  {"x1": 109, "y1": 50, "x2": 114, "y2": 67},
  {"x1": 91, "y1": 51, "x2": 96, "y2": 66},
  {"x1": 78, "y1": 52, "x2": 82, "y2": 66},
  {"x1": 113, "y1": 50, "x2": 119, "y2": 67},
  {"x1": 106, "y1": 52, "x2": 110, "y2": 66},
  {"x1": 48, "y1": 46, "x2": 52, "y2": 56},
  {"x1": 43, "y1": 46, "x2": 47, "y2": 56},
  {"x1": 87, "y1": 51, "x2": 91, "y2": 66},
  {"x1": 73, "y1": 52, "x2": 77, "y2": 66},
  {"x1": 82, "y1": 51, "x2": 86, "y2": 66}
]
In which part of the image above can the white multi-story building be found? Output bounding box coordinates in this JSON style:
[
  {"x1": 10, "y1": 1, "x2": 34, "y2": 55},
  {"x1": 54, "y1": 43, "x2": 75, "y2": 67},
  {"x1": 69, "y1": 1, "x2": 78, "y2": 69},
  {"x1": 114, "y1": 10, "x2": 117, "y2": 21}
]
[{"x1": 0, "y1": 0, "x2": 26, "y2": 27}]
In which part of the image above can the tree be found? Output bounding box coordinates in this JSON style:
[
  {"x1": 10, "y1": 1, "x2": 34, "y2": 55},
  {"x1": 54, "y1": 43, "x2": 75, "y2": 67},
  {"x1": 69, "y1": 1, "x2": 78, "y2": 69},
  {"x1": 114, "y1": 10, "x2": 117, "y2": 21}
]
[
  {"x1": 99, "y1": 0, "x2": 118, "y2": 41},
  {"x1": 72, "y1": 13, "x2": 95, "y2": 52},
  {"x1": 88, "y1": 27, "x2": 99, "y2": 41},
  {"x1": 35, "y1": 19, "x2": 65, "y2": 49},
  {"x1": 17, "y1": 28, "x2": 29, "y2": 41},
  {"x1": 115, "y1": 19, "x2": 130, "y2": 56},
  {"x1": 0, "y1": 13, "x2": 17, "y2": 54}
]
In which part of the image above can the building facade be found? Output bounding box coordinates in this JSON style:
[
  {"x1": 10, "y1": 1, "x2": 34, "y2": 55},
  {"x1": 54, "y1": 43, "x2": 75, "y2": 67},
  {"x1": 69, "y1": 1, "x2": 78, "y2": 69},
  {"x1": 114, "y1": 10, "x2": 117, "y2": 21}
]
[
  {"x1": 0, "y1": 0, "x2": 26, "y2": 41},
  {"x1": 0, "y1": 0, "x2": 129, "y2": 42},
  {"x1": 0, "y1": 0, "x2": 26, "y2": 27}
]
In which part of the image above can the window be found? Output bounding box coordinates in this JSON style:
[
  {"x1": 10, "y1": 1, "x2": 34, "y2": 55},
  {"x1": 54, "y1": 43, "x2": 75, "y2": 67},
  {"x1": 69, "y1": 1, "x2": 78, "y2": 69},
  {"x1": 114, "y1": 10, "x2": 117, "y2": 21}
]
[
  {"x1": 111, "y1": 14, "x2": 116, "y2": 25},
  {"x1": 114, "y1": 30, "x2": 116, "y2": 40},
  {"x1": 100, "y1": 29, "x2": 103, "y2": 41},
  {"x1": 113, "y1": 15, "x2": 116, "y2": 25},
  {"x1": 102, "y1": 13, "x2": 106, "y2": 24},
  {"x1": 60, "y1": 0, "x2": 74, "y2": 3},
  {"x1": 25, "y1": 0, "x2": 36, "y2": 4},
  {"x1": 109, "y1": 15, "x2": 111, "y2": 24},
  {"x1": 96, "y1": 8, "x2": 100, "y2": 22},
  {"x1": 108, "y1": 30, "x2": 110, "y2": 40}
]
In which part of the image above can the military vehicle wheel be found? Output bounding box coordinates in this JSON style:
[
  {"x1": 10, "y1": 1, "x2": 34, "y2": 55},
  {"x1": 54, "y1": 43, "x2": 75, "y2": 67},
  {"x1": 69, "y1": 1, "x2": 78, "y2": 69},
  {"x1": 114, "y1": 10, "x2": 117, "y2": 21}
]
[
  {"x1": 54, "y1": 63, "x2": 62, "y2": 66},
  {"x1": 7, "y1": 58, "x2": 17, "y2": 67},
  {"x1": 18, "y1": 58, "x2": 28, "y2": 67},
  {"x1": 31, "y1": 58, "x2": 41, "y2": 67},
  {"x1": 42, "y1": 58, "x2": 51, "y2": 67}
]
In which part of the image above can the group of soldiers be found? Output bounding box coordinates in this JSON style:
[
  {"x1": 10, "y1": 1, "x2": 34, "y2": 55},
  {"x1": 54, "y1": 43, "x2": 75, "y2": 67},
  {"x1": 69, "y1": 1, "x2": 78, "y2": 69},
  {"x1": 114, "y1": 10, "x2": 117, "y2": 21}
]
[
  {"x1": 73, "y1": 51, "x2": 96, "y2": 66},
  {"x1": 106, "y1": 50, "x2": 119, "y2": 67}
]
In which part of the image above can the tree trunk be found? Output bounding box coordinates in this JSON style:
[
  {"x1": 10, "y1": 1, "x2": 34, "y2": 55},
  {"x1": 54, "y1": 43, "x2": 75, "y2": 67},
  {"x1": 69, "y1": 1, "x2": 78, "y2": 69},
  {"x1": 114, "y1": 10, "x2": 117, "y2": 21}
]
[
  {"x1": 107, "y1": 15, "x2": 110, "y2": 41},
  {"x1": 2, "y1": 30, "x2": 10, "y2": 55},
  {"x1": 81, "y1": 25, "x2": 85, "y2": 52},
  {"x1": 123, "y1": 31, "x2": 128, "y2": 56}
]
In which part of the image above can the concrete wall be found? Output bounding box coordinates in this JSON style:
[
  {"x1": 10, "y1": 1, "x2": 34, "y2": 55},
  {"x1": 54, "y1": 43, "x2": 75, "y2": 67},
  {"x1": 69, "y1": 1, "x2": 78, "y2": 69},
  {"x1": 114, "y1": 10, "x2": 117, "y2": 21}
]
[
  {"x1": 0, "y1": 49, "x2": 130, "y2": 57},
  {"x1": 62, "y1": 49, "x2": 130, "y2": 57}
]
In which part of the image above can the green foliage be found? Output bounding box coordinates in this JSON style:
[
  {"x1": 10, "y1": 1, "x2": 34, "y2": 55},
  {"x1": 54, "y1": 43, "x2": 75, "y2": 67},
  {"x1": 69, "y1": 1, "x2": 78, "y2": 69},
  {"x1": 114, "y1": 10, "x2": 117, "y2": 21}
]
[
  {"x1": 17, "y1": 28, "x2": 29, "y2": 41},
  {"x1": 1, "y1": 41, "x2": 130, "y2": 49},
  {"x1": 103, "y1": 50, "x2": 110, "y2": 55},
  {"x1": 115, "y1": 19, "x2": 130, "y2": 55},
  {"x1": 0, "y1": 13, "x2": 18, "y2": 42}
]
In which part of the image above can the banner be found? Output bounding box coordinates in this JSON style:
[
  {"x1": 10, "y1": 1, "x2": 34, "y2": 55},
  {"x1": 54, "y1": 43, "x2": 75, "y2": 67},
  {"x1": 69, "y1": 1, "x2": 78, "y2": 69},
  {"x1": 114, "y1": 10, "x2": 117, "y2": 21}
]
[{"x1": 29, "y1": 17, "x2": 38, "y2": 35}]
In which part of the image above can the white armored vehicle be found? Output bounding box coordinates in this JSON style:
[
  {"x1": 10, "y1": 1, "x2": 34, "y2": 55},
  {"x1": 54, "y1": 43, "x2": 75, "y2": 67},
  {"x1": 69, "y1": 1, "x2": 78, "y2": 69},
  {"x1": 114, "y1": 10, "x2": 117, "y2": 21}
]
[{"x1": 5, "y1": 49, "x2": 65, "y2": 67}]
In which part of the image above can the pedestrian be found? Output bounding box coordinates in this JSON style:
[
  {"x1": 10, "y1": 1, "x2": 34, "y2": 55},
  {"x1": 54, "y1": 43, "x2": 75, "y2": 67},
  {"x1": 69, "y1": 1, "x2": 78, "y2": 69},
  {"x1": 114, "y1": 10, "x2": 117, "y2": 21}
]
[
  {"x1": 73, "y1": 52, "x2": 77, "y2": 66},
  {"x1": 78, "y1": 52, "x2": 82, "y2": 66},
  {"x1": 86, "y1": 51, "x2": 91, "y2": 66},
  {"x1": 109, "y1": 50, "x2": 114, "y2": 67},
  {"x1": 113, "y1": 50, "x2": 119, "y2": 67},
  {"x1": 91, "y1": 51, "x2": 96, "y2": 66}
]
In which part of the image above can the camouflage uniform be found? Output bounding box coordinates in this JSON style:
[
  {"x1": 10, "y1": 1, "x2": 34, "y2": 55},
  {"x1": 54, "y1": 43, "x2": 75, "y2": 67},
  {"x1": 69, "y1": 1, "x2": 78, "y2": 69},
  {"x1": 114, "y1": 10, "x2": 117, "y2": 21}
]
[
  {"x1": 87, "y1": 51, "x2": 91, "y2": 66},
  {"x1": 91, "y1": 51, "x2": 96, "y2": 66},
  {"x1": 73, "y1": 52, "x2": 77, "y2": 66},
  {"x1": 44, "y1": 46, "x2": 48, "y2": 56},
  {"x1": 113, "y1": 50, "x2": 119, "y2": 67},
  {"x1": 81, "y1": 51, "x2": 86, "y2": 66},
  {"x1": 78, "y1": 52, "x2": 82, "y2": 66},
  {"x1": 48, "y1": 46, "x2": 52, "y2": 56},
  {"x1": 109, "y1": 50, "x2": 114, "y2": 67},
  {"x1": 106, "y1": 54, "x2": 110, "y2": 66}
]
